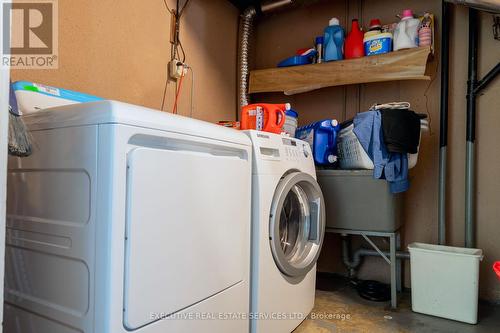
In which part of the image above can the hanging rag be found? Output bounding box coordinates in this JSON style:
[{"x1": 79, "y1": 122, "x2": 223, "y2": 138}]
[
  {"x1": 353, "y1": 110, "x2": 409, "y2": 193},
  {"x1": 379, "y1": 108, "x2": 424, "y2": 154}
]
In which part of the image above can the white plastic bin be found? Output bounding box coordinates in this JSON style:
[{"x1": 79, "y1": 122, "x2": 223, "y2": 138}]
[{"x1": 408, "y1": 243, "x2": 483, "y2": 324}]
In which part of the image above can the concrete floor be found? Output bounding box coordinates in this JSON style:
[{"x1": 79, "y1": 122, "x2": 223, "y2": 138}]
[{"x1": 295, "y1": 274, "x2": 500, "y2": 333}]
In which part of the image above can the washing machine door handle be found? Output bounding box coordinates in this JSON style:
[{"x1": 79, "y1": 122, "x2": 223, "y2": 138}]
[{"x1": 269, "y1": 172, "x2": 326, "y2": 278}]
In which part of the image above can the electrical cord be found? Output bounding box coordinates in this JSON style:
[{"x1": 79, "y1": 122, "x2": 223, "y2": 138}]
[
  {"x1": 172, "y1": 73, "x2": 185, "y2": 114},
  {"x1": 161, "y1": 0, "x2": 191, "y2": 113},
  {"x1": 188, "y1": 66, "x2": 195, "y2": 118}
]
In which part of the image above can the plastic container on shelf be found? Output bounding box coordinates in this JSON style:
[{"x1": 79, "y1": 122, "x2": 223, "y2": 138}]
[
  {"x1": 408, "y1": 243, "x2": 483, "y2": 324},
  {"x1": 364, "y1": 32, "x2": 393, "y2": 56},
  {"x1": 393, "y1": 9, "x2": 420, "y2": 51},
  {"x1": 282, "y1": 108, "x2": 298, "y2": 137},
  {"x1": 323, "y1": 18, "x2": 344, "y2": 61},
  {"x1": 315, "y1": 36, "x2": 324, "y2": 63},
  {"x1": 296, "y1": 119, "x2": 341, "y2": 166},
  {"x1": 345, "y1": 19, "x2": 364, "y2": 59},
  {"x1": 337, "y1": 119, "x2": 428, "y2": 170}
]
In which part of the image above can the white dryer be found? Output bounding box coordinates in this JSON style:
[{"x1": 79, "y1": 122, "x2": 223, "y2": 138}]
[
  {"x1": 5, "y1": 100, "x2": 252, "y2": 333},
  {"x1": 244, "y1": 130, "x2": 326, "y2": 333}
]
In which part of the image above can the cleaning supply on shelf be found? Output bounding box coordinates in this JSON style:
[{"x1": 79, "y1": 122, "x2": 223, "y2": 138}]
[
  {"x1": 368, "y1": 19, "x2": 382, "y2": 33},
  {"x1": 282, "y1": 107, "x2": 298, "y2": 137},
  {"x1": 364, "y1": 32, "x2": 392, "y2": 56},
  {"x1": 277, "y1": 48, "x2": 317, "y2": 67},
  {"x1": 345, "y1": 19, "x2": 365, "y2": 59},
  {"x1": 393, "y1": 9, "x2": 420, "y2": 51},
  {"x1": 12, "y1": 81, "x2": 103, "y2": 114},
  {"x1": 324, "y1": 18, "x2": 344, "y2": 61},
  {"x1": 296, "y1": 119, "x2": 340, "y2": 166},
  {"x1": 240, "y1": 103, "x2": 287, "y2": 134},
  {"x1": 315, "y1": 36, "x2": 324, "y2": 64},
  {"x1": 418, "y1": 13, "x2": 433, "y2": 47}
]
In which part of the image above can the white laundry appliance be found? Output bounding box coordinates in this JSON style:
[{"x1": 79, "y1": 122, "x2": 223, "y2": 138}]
[
  {"x1": 5, "y1": 100, "x2": 252, "y2": 333},
  {"x1": 244, "y1": 130, "x2": 326, "y2": 333}
]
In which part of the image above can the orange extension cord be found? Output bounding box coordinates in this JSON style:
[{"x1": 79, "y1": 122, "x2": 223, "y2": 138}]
[{"x1": 172, "y1": 73, "x2": 185, "y2": 114}]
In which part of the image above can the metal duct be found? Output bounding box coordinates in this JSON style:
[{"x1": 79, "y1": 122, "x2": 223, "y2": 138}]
[
  {"x1": 237, "y1": 6, "x2": 256, "y2": 110},
  {"x1": 445, "y1": 0, "x2": 500, "y2": 13},
  {"x1": 237, "y1": 0, "x2": 294, "y2": 114}
]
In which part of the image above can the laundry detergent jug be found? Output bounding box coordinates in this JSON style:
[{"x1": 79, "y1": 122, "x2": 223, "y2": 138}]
[
  {"x1": 393, "y1": 9, "x2": 420, "y2": 51},
  {"x1": 324, "y1": 18, "x2": 344, "y2": 61},
  {"x1": 296, "y1": 119, "x2": 341, "y2": 166},
  {"x1": 240, "y1": 103, "x2": 287, "y2": 134}
]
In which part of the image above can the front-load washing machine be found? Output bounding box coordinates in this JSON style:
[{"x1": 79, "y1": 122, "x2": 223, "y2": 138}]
[
  {"x1": 5, "y1": 100, "x2": 252, "y2": 333},
  {"x1": 244, "y1": 130, "x2": 326, "y2": 333}
]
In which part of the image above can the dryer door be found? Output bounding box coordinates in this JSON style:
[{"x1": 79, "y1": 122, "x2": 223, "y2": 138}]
[{"x1": 269, "y1": 172, "x2": 325, "y2": 278}]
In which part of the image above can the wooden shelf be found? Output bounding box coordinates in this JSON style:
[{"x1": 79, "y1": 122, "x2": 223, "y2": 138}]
[{"x1": 249, "y1": 46, "x2": 432, "y2": 95}]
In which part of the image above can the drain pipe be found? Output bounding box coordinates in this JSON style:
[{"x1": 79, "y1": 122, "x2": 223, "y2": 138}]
[
  {"x1": 438, "y1": 0, "x2": 451, "y2": 245},
  {"x1": 465, "y1": 8, "x2": 500, "y2": 248},
  {"x1": 237, "y1": 0, "x2": 294, "y2": 118},
  {"x1": 341, "y1": 236, "x2": 410, "y2": 278},
  {"x1": 465, "y1": 8, "x2": 479, "y2": 248}
]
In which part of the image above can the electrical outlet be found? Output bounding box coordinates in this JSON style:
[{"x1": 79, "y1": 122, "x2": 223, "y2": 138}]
[{"x1": 168, "y1": 59, "x2": 184, "y2": 80}]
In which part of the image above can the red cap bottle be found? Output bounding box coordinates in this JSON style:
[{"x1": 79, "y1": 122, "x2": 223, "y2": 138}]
[{"x1": 345, "y1": 19, "x2": 365, "y2": 59}]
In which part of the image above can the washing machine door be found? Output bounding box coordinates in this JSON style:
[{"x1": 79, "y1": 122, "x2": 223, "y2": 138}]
[{"x1": 269, "y1": 172, "x2": 325, "y2": 278}]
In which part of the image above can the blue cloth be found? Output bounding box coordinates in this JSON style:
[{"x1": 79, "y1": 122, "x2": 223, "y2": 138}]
[{"x1": 353, "y1": 110, "x2": 409, "y2": 193}]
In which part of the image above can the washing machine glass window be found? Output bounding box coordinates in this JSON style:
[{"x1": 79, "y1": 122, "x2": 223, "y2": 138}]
[
  {"x1": 279, "y1": 185, "x2": 309, "y2": 260},
  {"x1": 270, "y1": 172, "x2": 326, "y2": 278}
]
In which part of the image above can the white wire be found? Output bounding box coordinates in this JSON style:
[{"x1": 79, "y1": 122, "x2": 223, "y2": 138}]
[{"x1": 188, "y1": 66, "x2": 195, "y2": 118}]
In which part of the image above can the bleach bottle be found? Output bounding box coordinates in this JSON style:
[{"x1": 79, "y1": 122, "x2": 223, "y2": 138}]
[
  {"x1": 296, "y1": 119, "x2": 341, "y2": 166},
  {"x1": 393, "y1": 9, "x2": 420, "y2": 51},
  {"x1": 324, "y1": 18, "x2": 344, "y2": 61}
]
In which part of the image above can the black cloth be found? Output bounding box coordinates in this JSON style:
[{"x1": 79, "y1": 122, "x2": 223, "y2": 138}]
[{"x1": 379, "y1": 109, "x2": 425, "y2": 154}]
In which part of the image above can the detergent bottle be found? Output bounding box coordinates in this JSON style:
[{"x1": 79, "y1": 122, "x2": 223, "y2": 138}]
[
  {"x1": 295, "y1": 119, "x2": 341, "y2": 166},
  {"x1": 240, "y1": 103, "x2": 287, "y2": 134},
  {"x1": 324, "y1": 18, "x2": 344, "y2": 61},
  {"x1": 393, "y1": 9, "x2": 420, "y2": 51},
  {"x1": 345, "y1": 19, "x2": 364, "y2": 59}
]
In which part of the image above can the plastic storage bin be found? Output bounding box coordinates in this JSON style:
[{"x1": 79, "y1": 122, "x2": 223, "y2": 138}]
[
  {"x1": 337, "y1": 119, "x2": 428, "y2": 170},
  {"x1": 408, "y1": 243, "x2": 483, "y2": 324},
  {"x1": 316, "y1": 170, "x2": 402, "y2": 232}
]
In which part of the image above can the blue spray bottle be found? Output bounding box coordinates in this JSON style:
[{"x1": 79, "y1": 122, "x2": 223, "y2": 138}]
[{"x1": 324, "y1": 18, "x2": 344, "y2": 61}]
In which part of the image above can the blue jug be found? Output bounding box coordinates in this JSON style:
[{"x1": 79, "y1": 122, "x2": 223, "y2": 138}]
[
  {"x1": 296, "y1": 119, "x2": 341, "y2": 166},
  {"x1": 324, "y1": 17, "x2": 344, "y2": 61}
]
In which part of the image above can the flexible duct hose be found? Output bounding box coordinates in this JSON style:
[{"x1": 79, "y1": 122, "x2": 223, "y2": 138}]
[{"x1": 237, "y1": 7, "x2": 257, "y2": 112}]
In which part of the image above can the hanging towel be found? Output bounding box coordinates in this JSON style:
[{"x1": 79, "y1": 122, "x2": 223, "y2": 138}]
[
  {"x1": 380, "y1": 108, "x2": 423, "y2": 154},
  {"x1": 353, "y1": 110, "x2": 409, "y2": 193}
]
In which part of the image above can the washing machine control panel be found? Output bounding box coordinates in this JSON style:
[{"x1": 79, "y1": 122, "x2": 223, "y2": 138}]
[{"x1": 282, "y1": 138, "x2": 310, "y2": 162}]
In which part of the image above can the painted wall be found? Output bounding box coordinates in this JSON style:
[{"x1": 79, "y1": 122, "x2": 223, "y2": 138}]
[
  {"x1": 10, "y1": 0, "x2": 239, "y2": 122},
  {"x1": 254, "y1": 0, "x2": 500, "y2": 302}
]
